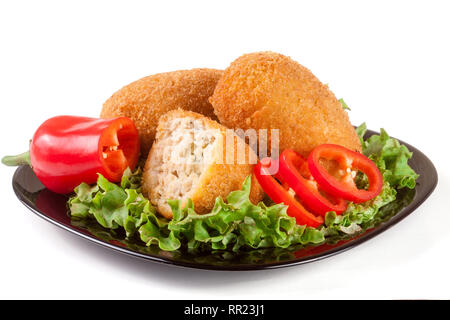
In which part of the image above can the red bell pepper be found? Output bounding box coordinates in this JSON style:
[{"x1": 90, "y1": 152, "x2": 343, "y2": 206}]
[
  {"x1": 276, "y1": 149, "x2": 348, "y2": 216},
  {"x1": 2, "y1": 115, "x2": 140, "y2": 194},
  {"x1": 307, "y1": 144, "x2": 382, "y2": 203},
  {"x1": 254, "y1": 158, "x2": 324, "y2": 228}
]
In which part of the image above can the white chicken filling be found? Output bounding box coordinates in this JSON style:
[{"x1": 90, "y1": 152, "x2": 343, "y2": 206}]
[{"x1": 148, "y1": 117, "x2": 219, "y2": 210}]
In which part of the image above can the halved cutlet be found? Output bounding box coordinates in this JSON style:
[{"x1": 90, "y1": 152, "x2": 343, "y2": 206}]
[{"x1": 142, "y1": 109, "x2": 264, "y2": 219}]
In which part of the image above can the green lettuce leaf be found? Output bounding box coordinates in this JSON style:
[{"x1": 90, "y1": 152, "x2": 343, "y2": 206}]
[
  {"x1": 69, "y1": 169, "x2": 165, "y2": 241},
  {"x1": 356, "y1": 123, "x2": 419, "y2": 189},
  {"x1": 322, "y1": 181, "x2": 397, "y2": 237},
  {"x1": 339, "y1": 98, "x2": 351, "y2": 111}
]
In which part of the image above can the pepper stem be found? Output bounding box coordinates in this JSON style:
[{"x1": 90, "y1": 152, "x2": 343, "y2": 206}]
[{"x1": 1, "y1": 151, "x2": 32, "y2": 167}]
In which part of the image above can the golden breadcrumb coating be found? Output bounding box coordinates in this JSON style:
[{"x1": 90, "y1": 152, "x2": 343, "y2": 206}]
[
  {"x1": 142, "y1": 109, "x2": 264, "y2": 219},
  {"x1": 101, "y1": 68, "x2": 224, "y2": 156},
  {"x1": 209, "y1": 52, "x2": 361, "y2": 157}
]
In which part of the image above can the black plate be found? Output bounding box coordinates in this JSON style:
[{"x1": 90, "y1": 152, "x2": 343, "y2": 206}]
[{"x1": 11, "y1": 130, "x2": 438, "y2": 271}]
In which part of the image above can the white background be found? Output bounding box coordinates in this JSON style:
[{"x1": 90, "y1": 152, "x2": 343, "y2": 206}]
[{"x1": 0, "y1": 1, "x2": 448, "y2": 299}]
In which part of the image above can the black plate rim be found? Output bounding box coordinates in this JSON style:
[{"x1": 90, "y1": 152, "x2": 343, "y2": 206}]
[{"x1": 11, "y1": 130, "x2": 438, "y2": 271}]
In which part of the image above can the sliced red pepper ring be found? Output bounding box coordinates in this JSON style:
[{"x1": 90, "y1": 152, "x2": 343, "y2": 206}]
[
  {"x1": 99, "y1": 117, "x2": 140, "y2": 182},
  {"x1": 276, "y1": 149, "x2": 348, "y2": 216},
  {"x1": 254, "y1": 158, "x2": 324, "y2": 228},
  {"x1": 307, "y1": 144, "x2": 383, "y2": 203}
]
